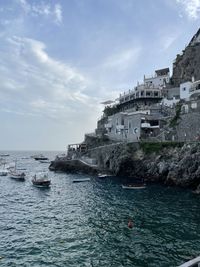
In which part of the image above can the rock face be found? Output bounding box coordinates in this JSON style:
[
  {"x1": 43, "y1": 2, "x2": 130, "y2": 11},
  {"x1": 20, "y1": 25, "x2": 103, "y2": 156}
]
[
  {"x1": 50, "y1": 141, "x2": 200, "y2": 192},
  {"x1": 88, "y1": 142, "x2": 200, "y2": 191},
  {"x1": 172, "y1": 28, "x2": 200, "y2": 86},
  {"x1": 49, "y1": 159, "x2": 98, "y2": 174}
]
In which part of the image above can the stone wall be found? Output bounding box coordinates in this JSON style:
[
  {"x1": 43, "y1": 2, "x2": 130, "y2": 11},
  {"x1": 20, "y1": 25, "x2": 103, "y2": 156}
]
[{"x1": 175, "y1": 112, "x2": 200, "y2": 141}]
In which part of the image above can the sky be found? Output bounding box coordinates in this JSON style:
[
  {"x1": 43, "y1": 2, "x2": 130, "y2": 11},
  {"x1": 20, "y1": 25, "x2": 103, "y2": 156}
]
[{"x1": 0, "y1": 0, "x2": 200, "y2": 151}]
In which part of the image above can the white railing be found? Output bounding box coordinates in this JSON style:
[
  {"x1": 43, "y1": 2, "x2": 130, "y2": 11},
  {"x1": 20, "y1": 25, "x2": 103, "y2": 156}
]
[{"x1": 178, "y1": 256, "x2": 200, "y2": 267}]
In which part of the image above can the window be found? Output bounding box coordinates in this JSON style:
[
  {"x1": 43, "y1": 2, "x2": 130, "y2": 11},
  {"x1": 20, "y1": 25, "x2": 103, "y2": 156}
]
[{"x1": 182, "y1": 87, "x2": 186, "y2": 91}]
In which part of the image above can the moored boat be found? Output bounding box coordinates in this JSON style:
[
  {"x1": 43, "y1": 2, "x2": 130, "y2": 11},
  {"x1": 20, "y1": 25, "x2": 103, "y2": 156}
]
[
  {"x1": 10, "y1": 170, "x2": 26, "y2": 181},
  {"x1": 32, "y1": 173, "x2": 51, "y2": 187},
  {"x1": 31, "y1": 154, "x2": 49, "y2": 160},
  {"x1": 122, "y1": 183, "x2": 146, "y2": 189},
  {"x1": 98, "y1": 173, "x2": 113, "y2": 179},
  {"x1": 72, "y1": 178, "x2": 90, "y2": 183},
  {"x1": 39, "y1": 160, "x2": 50, "y2": 163}
]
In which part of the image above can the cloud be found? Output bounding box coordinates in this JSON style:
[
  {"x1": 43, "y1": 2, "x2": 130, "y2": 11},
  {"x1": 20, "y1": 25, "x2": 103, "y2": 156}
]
[
  {"x1": 17, "y1": 0, "x2": 63, "y2": 24},
  {"x1": 176, "y1": 0, "x2": 200, "y2": 19},
  {"x1": 103, "y1": 47, "x2": 141, "y2": 71},
  {"x1": 161, "y1": 35, "x2": 178, "y2": 51},
  {"x1": 54, "y1": 4, "x2": 62, "y2": 24},
  {"x1": 0, "y1": 35, "x2": 99, "y2": 123}
]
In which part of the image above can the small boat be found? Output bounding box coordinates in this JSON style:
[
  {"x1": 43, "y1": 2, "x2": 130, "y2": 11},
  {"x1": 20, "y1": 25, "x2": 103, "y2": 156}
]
[
  {"x1": 32, "y1": 173, "x2": 51, "y2": 187},
  {"x1": 0, "y1": 154, "x2": 9, "y2": 157},
  {"x1": 0, "y1": 169, "x2": 9, "y2": 176},
  {"x1": 31, "y1": 154, "x2": 49, "y2": 160},
  {"x1": 72, "y1": 178, "x2": 90, "y2": 183},
  {"x1": 39, "y1": 160, "x2": 50, "y2": 163},
  {"x1": 98, "y1": 173, "x2": 113, "y2": 179},
  {"x1": 10, "y1": 170, "x2": 26, "y2": 181},
  {"x1": 122, "y1": 183, "x2": 146, "y2": 189},
  {"x1": 9, "y1": 160, "x2": 26, "y2": 181}
]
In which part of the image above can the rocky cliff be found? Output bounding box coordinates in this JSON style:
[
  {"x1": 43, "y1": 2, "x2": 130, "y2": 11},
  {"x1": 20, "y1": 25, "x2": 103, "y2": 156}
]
[
  {"x1": 50, "y1": 141, "x2": 200, "y2": 194},
  {"x1": 172, "y1": 28, "x2": 200, "y2": 86}
]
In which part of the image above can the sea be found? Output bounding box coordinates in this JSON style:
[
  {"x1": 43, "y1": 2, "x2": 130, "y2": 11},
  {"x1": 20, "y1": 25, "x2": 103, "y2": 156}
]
[{"x1": 0, "y1": 151, "x2": 200, "y2": 267}]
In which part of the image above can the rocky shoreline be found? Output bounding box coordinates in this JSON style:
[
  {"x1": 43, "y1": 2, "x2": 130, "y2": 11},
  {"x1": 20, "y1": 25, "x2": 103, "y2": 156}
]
[{"x1": 49, "y1": 141, "x2": 200, "y2": 194}]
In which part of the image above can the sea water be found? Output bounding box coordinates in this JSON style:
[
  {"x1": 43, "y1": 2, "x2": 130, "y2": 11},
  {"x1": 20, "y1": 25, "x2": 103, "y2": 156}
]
[{"x1": 0, "y1": 151, "x2": 200, "y2": 267}]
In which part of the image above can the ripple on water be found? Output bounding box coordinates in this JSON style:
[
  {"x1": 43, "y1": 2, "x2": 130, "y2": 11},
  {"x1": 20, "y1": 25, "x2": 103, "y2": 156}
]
[{"x1": 0, "y1": 152, "x2": 200, "y2": 266}]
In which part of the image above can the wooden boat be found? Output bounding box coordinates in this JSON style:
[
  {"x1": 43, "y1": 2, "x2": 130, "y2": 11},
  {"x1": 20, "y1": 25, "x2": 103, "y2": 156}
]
[
  {"x1": 10, "y1": 170, "x2": 26, "y2": 181},
  {"x1": 122, "y1": 183, "x2": 146, "y2": 189},
  {"x1": 72, "y1": 178, "x2": 90, "y2": 183},
  {"x1": 32, "y1": 174, "x2": 51, "y2": 187}
]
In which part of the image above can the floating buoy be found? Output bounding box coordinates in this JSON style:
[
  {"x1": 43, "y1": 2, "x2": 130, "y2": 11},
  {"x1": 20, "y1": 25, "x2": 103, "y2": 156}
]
[{"x1": 128, "y1": 220, "x2": 133, "y2": 228}]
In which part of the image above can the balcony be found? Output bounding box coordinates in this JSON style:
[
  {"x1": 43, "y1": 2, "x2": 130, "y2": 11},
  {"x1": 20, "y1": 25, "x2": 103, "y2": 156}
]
[
  {"x1": 141, "y1": 122, "x2": 159, "y2": 129},
  {"x1": 116, "y1": 125, "x2": 125, "y2": 130},
  {"x1": 105, "y1": 123, "x2": 112, "y2": 128}
]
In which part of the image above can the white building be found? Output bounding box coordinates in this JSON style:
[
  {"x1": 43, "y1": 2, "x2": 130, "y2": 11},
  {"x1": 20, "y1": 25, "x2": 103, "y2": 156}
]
[
  {"x1": 180, "y1": 80, "x2": 200, "y2": 100},
  {"x1": 144, "y1": 68, "x2": 170, "y2": 88}
]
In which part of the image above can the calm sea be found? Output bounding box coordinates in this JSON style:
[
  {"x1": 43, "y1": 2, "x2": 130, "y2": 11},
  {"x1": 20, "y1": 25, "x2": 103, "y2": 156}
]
[{"x1": 0, "y1": 151, "x2": 200, "y2": 267}]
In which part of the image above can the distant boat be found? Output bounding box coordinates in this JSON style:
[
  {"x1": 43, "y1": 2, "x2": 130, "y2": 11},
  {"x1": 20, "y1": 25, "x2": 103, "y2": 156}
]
[
  {"x1": 32, "y1": 173, "x2": 51, "y2": 187},
  {"x1": 72, "y1": 178, "x2": 90, "y2": 183},
  {"x1": 0, "y1": 154, "x2": 9, "y2": 157},
  {"x1": 10, "y1": 170, "x2": 26, "y2": 181},
  {"x1": 39, "y1": 160, "x2": 50, "y2": 163},
  {"x1": 122, "y1": 183, "x2": 146, "y2": 189},
  {"x1": 0, "y1": 169, "x2": 9, "y2": 176},
  {"x1": 31, "y1": 154, "x2": 49, "y2": 160},
  {"x1": 98, "y1": 173, "x2": 113, "y2": 179},
  {"x1": 9, "y1": 160, "x2": 26, "y2": 181}
]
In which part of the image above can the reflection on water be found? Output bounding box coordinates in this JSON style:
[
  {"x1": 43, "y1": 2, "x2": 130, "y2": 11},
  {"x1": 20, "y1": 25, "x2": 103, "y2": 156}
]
[{"x1": 0, "y1": 151, "x2": 200, "y2": 267}]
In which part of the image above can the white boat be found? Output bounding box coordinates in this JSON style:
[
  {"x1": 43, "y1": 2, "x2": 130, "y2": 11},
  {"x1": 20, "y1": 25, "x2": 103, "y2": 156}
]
[
  {"x1": 10, "y1": 170, "x2": 26, "y2": 181},
  {"x1": 9, "y1": 160, "x2": 26, "y2": 181},
  {"x1": 32, "y1": 173, "x2": 51, "y2": 187},
  {"x1": 39, "y1": 160, "x2": 50, "y2": 163},
  {"x1": 122, "y1": 183, "x2": 146, "y2": 189},
  {"x1": 98, "y1": 173, "x2": 113, "y2": 179},
  {"x1": 72, "y1": 178, "x2": 90, "y2": 183}
]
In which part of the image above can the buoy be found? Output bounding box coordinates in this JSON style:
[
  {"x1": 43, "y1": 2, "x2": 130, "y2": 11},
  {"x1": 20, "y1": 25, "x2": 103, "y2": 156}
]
[{"x1": 128, "y1": 220, "x2": 133, "y2": 228}]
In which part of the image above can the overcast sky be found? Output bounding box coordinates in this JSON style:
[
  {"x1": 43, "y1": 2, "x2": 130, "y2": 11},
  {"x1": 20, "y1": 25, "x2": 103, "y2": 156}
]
[{"x1": 0, "y1": 0, "x2": 200, "y2": 151}]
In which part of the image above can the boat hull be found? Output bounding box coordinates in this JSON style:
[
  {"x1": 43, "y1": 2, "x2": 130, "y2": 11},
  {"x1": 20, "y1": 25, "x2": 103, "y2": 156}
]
[
  {"x1": 122, "y1": 184, "x2": 146, "y2": 189},
  {"x1": 32, "y1": 179, "x2": 51, "y2": 187},
  {"x1": 72, "y1": 178, "x2": 90, "y2": 183}
]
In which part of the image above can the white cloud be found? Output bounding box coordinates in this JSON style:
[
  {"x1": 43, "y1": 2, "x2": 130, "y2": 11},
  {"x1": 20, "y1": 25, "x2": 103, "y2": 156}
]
[
  {"x1": 161, "y1": 35, "x2": 178, "y2": 51},
  {"x1": 17, "y1": 0, "x2": 63, "y2": 24},
  {"x1": 176, "y1": 0, "x2": 200, "y2": 19},
  {"x1": 54, "y1": 4, "x2": 62, "y2": 24},
  {"x1": 103, "y1": 47, "x2": 141, "y2": 71},
  {"x1": 0, "y1": 35, "x2": 99, "y2": 122}
]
